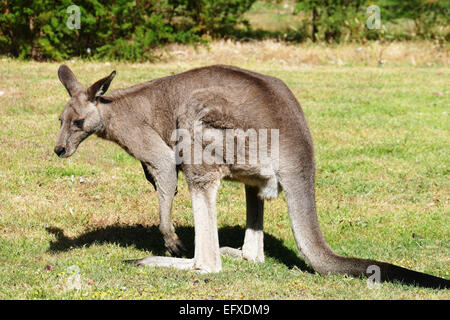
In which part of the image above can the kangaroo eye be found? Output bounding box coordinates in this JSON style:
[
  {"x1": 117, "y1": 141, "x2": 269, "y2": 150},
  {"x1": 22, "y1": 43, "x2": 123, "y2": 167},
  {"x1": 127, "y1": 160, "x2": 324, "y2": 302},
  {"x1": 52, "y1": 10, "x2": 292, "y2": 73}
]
[{"x1": 72, "y1": 119, "x2": 85, "y2": 128}]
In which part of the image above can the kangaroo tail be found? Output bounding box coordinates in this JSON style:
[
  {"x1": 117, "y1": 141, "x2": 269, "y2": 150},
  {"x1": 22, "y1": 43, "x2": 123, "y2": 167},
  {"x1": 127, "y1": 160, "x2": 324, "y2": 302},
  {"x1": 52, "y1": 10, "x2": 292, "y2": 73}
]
[{"x1": 281, "y1": 172, "x2": 449, "y2": 289}]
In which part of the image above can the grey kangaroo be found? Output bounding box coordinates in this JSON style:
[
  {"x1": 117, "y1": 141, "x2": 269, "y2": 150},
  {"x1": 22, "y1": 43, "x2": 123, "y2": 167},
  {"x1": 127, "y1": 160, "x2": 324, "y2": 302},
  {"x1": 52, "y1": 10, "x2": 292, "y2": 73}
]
[{"x1": 54, "y1": 64, "x2": 449, "y2": 289}]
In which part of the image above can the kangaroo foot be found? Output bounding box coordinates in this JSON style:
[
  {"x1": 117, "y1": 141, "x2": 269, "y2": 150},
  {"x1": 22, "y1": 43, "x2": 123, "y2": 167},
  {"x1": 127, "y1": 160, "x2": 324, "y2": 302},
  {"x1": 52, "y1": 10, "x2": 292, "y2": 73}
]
[
  {"x1": 125, "y1": 256, "x2": 194, "y2": 270},
  {"x1": 220, "y1": 245, "x2": 264, "y2": 263},
  {"x1": 125, "y1": 256, "x2": 220, "y2": 274},
  {"x1": 220, "y1": 247, "x2": 243, "y2": 259}
]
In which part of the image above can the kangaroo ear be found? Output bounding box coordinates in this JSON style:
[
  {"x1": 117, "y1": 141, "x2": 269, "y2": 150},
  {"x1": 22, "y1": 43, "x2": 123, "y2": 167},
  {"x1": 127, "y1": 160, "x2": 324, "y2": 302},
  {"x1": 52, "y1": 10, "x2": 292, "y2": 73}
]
[
  {"x1": 58, "y1": 65, "x2": 83, "y2": 97},
  {"x1": 87, "y1": 71, "x2": 116, "y2": 102}
]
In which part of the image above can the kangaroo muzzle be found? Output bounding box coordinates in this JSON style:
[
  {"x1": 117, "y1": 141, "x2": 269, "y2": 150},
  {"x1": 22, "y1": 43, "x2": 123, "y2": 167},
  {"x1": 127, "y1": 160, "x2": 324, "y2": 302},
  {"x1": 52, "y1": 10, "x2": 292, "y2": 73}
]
[{"x1": 54, "y1": 146, "x2": 66, "y2": 157}]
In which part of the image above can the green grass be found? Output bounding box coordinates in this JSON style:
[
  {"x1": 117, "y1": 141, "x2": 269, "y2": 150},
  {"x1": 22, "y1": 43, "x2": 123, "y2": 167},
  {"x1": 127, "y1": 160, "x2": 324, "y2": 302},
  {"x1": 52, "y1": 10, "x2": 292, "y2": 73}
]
[
  {"x1": 0, "y1": 57, "x2": 448, "y2": 299},
  {"x1": 245, "y1": 0, "x2": 302, "y2": 32}
]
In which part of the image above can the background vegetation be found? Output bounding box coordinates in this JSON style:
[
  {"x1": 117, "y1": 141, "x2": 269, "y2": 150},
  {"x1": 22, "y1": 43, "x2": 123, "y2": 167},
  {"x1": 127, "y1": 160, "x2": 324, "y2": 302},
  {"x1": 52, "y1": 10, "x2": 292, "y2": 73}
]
[{"x1": 0, "y1": 0, "x2": 449, "y2": 61}]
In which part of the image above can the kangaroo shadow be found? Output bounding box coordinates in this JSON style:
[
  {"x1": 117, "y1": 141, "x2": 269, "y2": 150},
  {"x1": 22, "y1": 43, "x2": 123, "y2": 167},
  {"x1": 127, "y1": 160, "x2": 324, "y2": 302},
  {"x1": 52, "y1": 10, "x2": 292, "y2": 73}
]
[{"x1": 46, "y1": 224, "x2": 312, "y2": 272}]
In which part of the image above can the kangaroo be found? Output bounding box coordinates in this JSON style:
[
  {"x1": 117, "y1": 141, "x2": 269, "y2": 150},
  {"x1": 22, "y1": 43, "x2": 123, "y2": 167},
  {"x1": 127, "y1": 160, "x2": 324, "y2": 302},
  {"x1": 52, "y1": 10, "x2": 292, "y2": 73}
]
[{"x1": 54, "y1": 64, "x2": 449, "y2": 289}]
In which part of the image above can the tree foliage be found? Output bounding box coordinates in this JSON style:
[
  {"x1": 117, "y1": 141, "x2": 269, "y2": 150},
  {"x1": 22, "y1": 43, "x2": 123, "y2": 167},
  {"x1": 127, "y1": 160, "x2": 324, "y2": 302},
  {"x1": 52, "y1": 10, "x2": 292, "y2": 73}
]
[
  {"x1": 294, "y1": 0, "x2": 449, "y2": 42},
  {"x1": 0, "y1": 0, "x2": 448, "y2": 61},
  {"x1": 0, "y1": 0, "x2": 256, "y2": 61}
]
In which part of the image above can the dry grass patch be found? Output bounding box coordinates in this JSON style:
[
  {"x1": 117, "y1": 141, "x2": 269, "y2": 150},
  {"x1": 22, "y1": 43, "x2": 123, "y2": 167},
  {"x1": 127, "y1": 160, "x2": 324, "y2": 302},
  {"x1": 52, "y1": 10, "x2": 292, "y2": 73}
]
[{"x1": 157, "y1": 40, "x2": 448, "y2": 67}]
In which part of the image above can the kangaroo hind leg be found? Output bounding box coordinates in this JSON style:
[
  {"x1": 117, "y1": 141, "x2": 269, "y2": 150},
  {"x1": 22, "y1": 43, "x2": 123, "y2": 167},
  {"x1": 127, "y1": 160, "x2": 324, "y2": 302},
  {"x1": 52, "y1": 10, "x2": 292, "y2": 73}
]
[{"x1": 220, "y1": 185, "x2": 265, "y2": 263}]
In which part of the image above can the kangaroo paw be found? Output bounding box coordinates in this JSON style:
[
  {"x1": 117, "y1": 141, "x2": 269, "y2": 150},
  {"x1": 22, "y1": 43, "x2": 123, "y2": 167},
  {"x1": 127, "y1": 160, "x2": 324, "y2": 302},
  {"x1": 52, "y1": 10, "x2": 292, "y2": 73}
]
[
  {"x1": 164, "y1": 234, "x2": 187, "y2": 258},
  {"x1": 220, "y1": 246, "x2": 264, "y2": 263},
  {"x1": 220, "y1": 247, "x2": 243, "y2": 259}
]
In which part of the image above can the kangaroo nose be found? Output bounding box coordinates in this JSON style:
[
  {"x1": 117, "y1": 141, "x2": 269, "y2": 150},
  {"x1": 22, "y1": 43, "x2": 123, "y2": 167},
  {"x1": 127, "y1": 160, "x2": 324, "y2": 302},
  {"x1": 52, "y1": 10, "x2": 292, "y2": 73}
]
[{"x1": 54, "y1": 146, "x2": 66, "y2": 157}]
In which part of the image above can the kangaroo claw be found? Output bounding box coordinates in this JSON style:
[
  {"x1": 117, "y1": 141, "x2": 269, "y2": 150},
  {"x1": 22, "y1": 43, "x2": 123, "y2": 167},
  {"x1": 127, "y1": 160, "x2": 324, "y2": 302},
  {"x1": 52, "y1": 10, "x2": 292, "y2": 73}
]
[{"x1": 164, "y1": 235, "x2": 187, "y2": 257}]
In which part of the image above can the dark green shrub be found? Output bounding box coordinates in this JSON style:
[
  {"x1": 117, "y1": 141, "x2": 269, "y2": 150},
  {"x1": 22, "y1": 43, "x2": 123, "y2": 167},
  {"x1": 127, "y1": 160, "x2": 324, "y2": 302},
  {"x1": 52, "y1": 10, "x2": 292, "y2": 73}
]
[
  {"x1": 380, "y1": 0, "x2": 450, "y2": 40},
  {"x1": 0, "y1": 0, "x2": 73, "y2": 59},
  {"x1": 294, "y1": 0, "x2": 373, "y2": 43},
  {"x1": 293, "y1": 0, "x2": 449, "y2": 43},
  {"x1": 0, "y1": 0, "x2": 255, "y2": 61},
  {"x1": 168, "y1": 0, "x2": 256, "y2": 37}
]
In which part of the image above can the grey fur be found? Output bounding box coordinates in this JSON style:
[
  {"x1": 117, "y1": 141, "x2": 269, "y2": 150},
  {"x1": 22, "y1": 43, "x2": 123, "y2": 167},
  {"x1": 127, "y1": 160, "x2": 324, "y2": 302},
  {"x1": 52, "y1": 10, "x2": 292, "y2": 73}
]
[{"x1": 54, "y1": 64, "x2": 449, "y2": 288}]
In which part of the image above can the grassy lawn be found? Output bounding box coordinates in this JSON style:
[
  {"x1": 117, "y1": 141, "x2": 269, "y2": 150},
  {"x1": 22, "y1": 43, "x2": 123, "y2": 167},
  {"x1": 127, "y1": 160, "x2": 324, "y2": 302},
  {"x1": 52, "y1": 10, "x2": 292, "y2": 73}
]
[{"x1": 0, "y1": 46, "x2": 449, "y2": 299}]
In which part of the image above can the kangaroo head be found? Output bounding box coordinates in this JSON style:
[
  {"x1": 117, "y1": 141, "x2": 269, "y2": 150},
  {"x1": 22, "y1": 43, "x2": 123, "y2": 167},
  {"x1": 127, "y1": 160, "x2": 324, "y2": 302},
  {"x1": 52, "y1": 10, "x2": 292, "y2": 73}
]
[{"x1": 54, "y1": 65, "x2": 116, "y2": 158}]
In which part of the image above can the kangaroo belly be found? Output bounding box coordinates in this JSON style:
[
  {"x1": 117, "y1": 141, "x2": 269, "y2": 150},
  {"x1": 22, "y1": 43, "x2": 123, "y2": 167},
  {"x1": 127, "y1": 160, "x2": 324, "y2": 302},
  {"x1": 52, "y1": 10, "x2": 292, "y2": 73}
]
[{"x1": 223, "y1": 164, "x2": 280, "y2": 200}]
